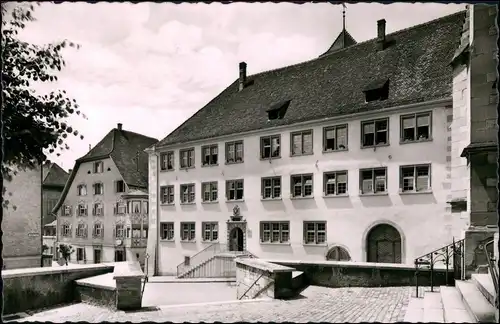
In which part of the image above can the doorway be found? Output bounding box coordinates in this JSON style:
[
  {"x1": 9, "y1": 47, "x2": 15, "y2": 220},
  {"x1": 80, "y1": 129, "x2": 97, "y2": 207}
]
[
  {"x1": 229, "y1": 227, "x2": 244, "y2": 252},
  {"x1": 366, "y1": 224, "x2": 402, "y2": 263},
  {"x1": 115, "y1": 249, "x2": 126, "y2": 262},
  {"x1": 93, "y1": 249, "x2": 101, "y2": 264}
]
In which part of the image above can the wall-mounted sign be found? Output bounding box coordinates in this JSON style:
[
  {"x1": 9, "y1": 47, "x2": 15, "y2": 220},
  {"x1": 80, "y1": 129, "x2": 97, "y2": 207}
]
[
  {"x1": 28, "y1": 233, "x2": 40, "y2": 237},
  {"x1": 115, "y1": 239, "x2": 123, "y2": 246}
]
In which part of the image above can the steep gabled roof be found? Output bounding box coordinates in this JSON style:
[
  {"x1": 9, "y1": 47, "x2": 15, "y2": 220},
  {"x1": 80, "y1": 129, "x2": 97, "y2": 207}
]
[
  {"x1": 155, "y1": 11, "x2": 465, "y2": 148},
  {"x1": 51, "y1": 126, "x2": 157, "y2": 215},
  {"x1": 42, "y1": 162, "x2": 69, "y2": 188},
  {"x1": 320, "y1": 29, "x2": 357, "y2": 56}
]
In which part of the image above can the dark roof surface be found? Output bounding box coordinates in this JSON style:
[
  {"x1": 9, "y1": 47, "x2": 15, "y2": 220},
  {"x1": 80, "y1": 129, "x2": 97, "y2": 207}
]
[
  {"x1": 156, "y1": 11, "x2": 465, "y2": 148},
  {"x1": 51, "y1": 127, "x2": 157, "y2": 215},
  {"x1": 42, "y1": 163, "x2": 69, "y2": 187},
  {"x1": 320, "y1": 29, "x2": 357, "y2": 56}
]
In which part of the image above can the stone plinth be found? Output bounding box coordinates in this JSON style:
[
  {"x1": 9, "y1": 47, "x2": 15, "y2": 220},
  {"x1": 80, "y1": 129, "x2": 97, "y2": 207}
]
[
  {"x1": 463, "y1": 227, "x2": 497, "y2": 278},
  {"x1": 113, "y1": 261, "x2": 145, "y2": 310},
  {"x1": 42, "y1": 254, "x2": 53, "y2": 267}
]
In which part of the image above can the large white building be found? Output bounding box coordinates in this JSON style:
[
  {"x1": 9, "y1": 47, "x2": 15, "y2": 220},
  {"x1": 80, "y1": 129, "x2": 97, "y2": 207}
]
[{"x1": 146, "y1": 12, "x2": 470, "y2": 276}]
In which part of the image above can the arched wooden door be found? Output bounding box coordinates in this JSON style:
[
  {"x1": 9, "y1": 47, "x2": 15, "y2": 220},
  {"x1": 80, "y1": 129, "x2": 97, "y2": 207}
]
[
  {"x1": 326, "y1": 246, "x2": 351, "y2": 261},
  {"x1": 366, "y1": 224, "x2": 402, "y2": 263}
]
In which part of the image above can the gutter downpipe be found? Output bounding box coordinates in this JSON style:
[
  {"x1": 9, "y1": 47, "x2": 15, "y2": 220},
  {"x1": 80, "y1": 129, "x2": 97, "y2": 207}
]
[{"x1": 155, "y1": 147, "x2": 160, "y2": 276}]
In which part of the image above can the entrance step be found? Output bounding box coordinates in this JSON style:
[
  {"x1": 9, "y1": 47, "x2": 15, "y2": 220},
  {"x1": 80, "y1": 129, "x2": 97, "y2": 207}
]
[
  {"x1": 403, "y1": 297, "x2": 424, "y2": 323},
  {"x1": 471, "y1": 274, "x2": 496, "y2": 306},
  {"x1": 455, "y1": 280, "x2": 496, "y2": 323},
  {"x1": 423, "y1": 291, "x2": 445, "y2": 322},
  {"x1": 440, "y1": 286, "x2": 475, "y2": 323}
]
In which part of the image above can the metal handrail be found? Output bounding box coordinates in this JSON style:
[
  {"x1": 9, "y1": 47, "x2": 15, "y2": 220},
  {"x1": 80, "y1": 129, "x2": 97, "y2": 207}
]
[
  {"x1": 176, "y1": 242, "x2": 220, "y2": 277},
  {"x1": 239, "y1": 273, "x2": 265, "y2": 300},
  {"x1": 414, "y1": 238, "x2": 465, "y2": 298},
  {"x1": 482, "y1": 240, "x2": 498, "y2": 297}
]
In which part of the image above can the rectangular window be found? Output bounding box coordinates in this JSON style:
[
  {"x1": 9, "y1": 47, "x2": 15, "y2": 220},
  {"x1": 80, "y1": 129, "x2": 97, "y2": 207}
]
[
  {"x1": 160, "y1": 222, "x2": 174, "y2": 241},
  {"x1": 63, "y1": 205, "x2": 72, "y2": 216},
  {"x1": 361, "y1": 118, "x2": 389, "y2": 147},
  {"x1": 180, "y1": 222, "x2": 196, "y2": 241},
  {"x1": 114, "y1": 202, "x2": 126, "y2": 215},
  {"x1": 323, "y1": 171, "x2": 348, "y2": 196},
  {"x1": 61, "y1": 224, "x2": 71, "y2": 237},
  {"x1": 261, "y1": 177, "x2": 281, "y2": 199},
  {"x1": 76, "y1": 248, "x2": 85, "y2": 261},
  {"x1": 115, "y1": 180, "x2": 125, "y2": 193},
  {"x1": 76, "y1": 223, "x2": 87, "y2": 238},
  {"x1": 115, "y1": 224, "x2": 125, "y2": 238},
  {"x1": 303, "y1": 221, "x2": 326, "y2": 244},
  {"x1": 77, "y1": 184, "x2": 87, "y2": 196},
  {"x1": 93, "y1": 223, "x2": 103, "y2": 238},
  {"x1": 291, "y1": 174, "x2": 313, "y2": 198},
  {"x1": 202, "y1": 182, "x2": 218, "y2": 202},
  {"x1": 360, "y1": 167, "x2": 387, "y2": 194},
  {"x1": 400, "y1": 164, "x2": 431, "y2": 192},
  {"x1": 160, "y1": 151, "x2": 175, "y2": 171},
  {"x1": 180, "y1": 184, "x2": 195, "y2": 203},
  {"x1": 202, "y1": 144, "x2": 218, "y2": 166},
  {"x1": 180, "y1": 148, "x2": 195, "y2": 169},
  {"x1": 323, "y1": 124, "x2": 348, "y2": 151},
  {"x1": 93, "y1": 203, "x2": 104, "y2": 216},
  {"x1": 160, "y1": 185, "x2": 175, "y2": 204},
  {"x1": 131, "y1": 201, "x2": 141, "y2": 214},
  {"x1": 202, "y1": 222, "x2": 218, "y2": 242},
  {"x1": 93, "y1": 183, "x2": 104, "y2": 195},
  {"x1": 291, "y1": 130, "x2": 313, "y2": 156},
  {"x1": 401, "y1": 112, "x2": 432, "y2": 142},
  {"x1": 143, "y1": 201, "x2": 148, "y2": 214},
  {"x1": 77, "y1": 204, "x2": 88, "y2": 216},
  {"x1": 93, "y1": 161, "x2": 104, "y2": 173},
  {"x1": 226, "y1": 141, "x2": 244, "y2": 163},
  {"x1": 260, "y1": 221, "x2": 289, "y2": 243},
  {"x1": 260, "y1": 135, "x2": 281, "y2": 159},
  {"x1": 226, "y1": 179, "x2": 244, "y2": 201}
]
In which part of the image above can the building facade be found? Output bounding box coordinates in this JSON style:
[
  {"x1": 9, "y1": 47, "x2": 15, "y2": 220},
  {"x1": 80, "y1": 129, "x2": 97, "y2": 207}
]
[
  {"x1": 147, "y1": 12, "x2": 470, "y2": 276},
  {"x1": 52, "y1": 123, "x2": 157, "y2": 266},
  {"x1": 2, "y1": 165, "x2": 43, "y2": 269}
]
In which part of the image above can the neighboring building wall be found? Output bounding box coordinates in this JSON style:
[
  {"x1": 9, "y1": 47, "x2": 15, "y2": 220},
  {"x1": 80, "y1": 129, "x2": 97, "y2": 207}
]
[
  {"x1": 2, "y1": 165, "x2": 42, "y2": 269},
  {"x1": 154, "y1": 104, "x2": 468, "y2": 275},
  {"x1": 58, "y1": 157, "x2": 125, "y2": 263},
  {"x1": 43, "y1": 187, "x2": 62, "y2": 225}
]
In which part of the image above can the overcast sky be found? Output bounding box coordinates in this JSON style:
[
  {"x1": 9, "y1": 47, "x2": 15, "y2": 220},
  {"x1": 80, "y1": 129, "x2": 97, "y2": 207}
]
[{"x1": 17, "y1": 2, "x2": 465, "y2": 170}]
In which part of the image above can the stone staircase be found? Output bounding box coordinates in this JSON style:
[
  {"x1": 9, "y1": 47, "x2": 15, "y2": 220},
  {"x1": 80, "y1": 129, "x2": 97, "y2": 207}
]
[
  {"x1": 178, "y1": 252, "x2": 254, "y2": 279},
  {"x1": 404, "y1": 273, "x2": 497, "y2": 323}
]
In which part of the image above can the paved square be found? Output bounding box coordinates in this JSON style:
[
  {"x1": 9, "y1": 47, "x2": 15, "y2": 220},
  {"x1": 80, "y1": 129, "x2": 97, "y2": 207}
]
[{"x1": 18, "y1": 286, "x2": 411, "y2": 323}]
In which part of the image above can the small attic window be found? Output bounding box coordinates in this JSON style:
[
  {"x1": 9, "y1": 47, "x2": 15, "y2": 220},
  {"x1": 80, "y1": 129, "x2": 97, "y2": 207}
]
[
  {"x1": 363, "y1": 79, "x2": 389, "y2": 103},
  {"x1": 266, "y1": 100, "x2": 291, "y2": 121}
]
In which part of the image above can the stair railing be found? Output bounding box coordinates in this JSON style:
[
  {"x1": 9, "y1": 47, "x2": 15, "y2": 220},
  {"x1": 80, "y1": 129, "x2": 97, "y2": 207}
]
[
  {"x1": 481, "y1": 239, "x2": 498, "y2": 297},
  {"x1": 414, "y1": 238, "x2": 464, "y2": 298},
  {"x1": 176, "y1": 242, "x2": 222, "y2": 277},
  {"x1": 239, "y1": 273, "x2": 265, "y2": 300}
]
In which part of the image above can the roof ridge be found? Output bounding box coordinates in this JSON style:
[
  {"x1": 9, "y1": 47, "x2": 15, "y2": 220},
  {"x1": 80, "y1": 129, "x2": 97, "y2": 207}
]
[
  {"x1": 246, "y1": 10, "x2": 467, "y2": 79},
  {"x1": 43, "y1": 163, "x2": 52, "y2": 182},
  {"x1": 120, "y1": 128, "x2": 158, "y2": 141}
]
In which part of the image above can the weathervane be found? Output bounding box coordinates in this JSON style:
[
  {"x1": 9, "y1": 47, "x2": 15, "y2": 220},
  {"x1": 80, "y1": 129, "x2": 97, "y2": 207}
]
[{"x1": 342, "y1": 3, "x2": 347, "y2": 46}]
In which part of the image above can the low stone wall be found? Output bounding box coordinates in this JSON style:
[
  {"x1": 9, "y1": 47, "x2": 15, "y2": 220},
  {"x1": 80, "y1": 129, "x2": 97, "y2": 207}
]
[
  {"x1": 113, "y1": 261, "x2": 145, "y2": 310},
  {"x1": 236, "y1": 258, "x2": 295, "y2": 300},
  {"x1": 267, "y1": 260, "x2": 452, "y2": 288},
  {"x1": 2, "y1": 264, "x2": 114, "y2": 315},
  {"x1": 75, "y1": 273, "x2": 116, "y2": 310}
]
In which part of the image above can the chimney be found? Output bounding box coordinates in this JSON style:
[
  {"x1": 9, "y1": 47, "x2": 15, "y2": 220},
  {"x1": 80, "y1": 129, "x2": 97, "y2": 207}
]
[
  {"x1": 239, "y1": 62, "x2": 247, "y2": 92},
  {"x1": 117, "y1": 123, "x2": 123, "y2": 130},
  {"x1": 377, "y1": 19, "x2": 386, "y2": 50}
]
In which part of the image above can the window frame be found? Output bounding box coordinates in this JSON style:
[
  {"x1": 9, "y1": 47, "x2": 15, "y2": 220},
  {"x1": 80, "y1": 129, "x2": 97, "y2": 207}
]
[
  {"x1": 400, "y1": 111, "x2": 432, "y2": 143},
  {"x1": 290, "y1": 174, "x2": 314, "y2": 198},
  {"x1": 399, "y1": 164, "x2": 432, "y2": 193},
  {"x1": 93, "y1": 222, "x2": 103, "y2": 238},
  {"x1": 77, "y1": 184, "x2": 87, "y2": 196},
  {"x1": 361, "y1": 118, "x2": 390, "y2": 148},
  {"x1": 93, "y1": 161, "x2": 104, "y2": 173},
  {"x1": 260, "y1": 221, "x2": 290, "y2": 244},
  {"x1": 77, "y1": 203, "x2": 88, "y2": 216},
  {"x1": 115, "y1": 224, "x2": 125, "y2": 238},
  {"x1": 261, "y1": 176, "x2": 282, "y2": 200},
  {"x1": 225, "y1": 140, "x2": 244, "y2": 164},
  {"x1": 359, "y1": 167, "x2": 388, "y2": 195},
  {"x1": 93, "y1": 182, "x2": 104, "y2": 195},
  {"x1": 179, "y1": 148, "x2": 195, "y2": 169},
  {"x1": 160, "y1": 222, "x2": 175, "y2": 241},
  {"x1": 201, "y1": 144, "x2": 219, "y2": 167},
  {"x1": 226, "y1": 179, "x2": 244, "y2": 201},
  {"x1": 202, "y1": 222, "x2": 219, "y2": 242},
  {"x1": 115, "y1": 180, "x2": 126, "y2": 193},
  {"x1": 303, "y1": 221, "x2": 327, "y2": 245},
  {"x1": 180, "y1": 222, "x2": 196, "y2": 242},
  {"x1": 323, "y1": 124, "x2": 348, "y2": 152},
  {"x1": 76, "y1": 223, "x2": 87, "y2": 238},
  {"x1": 93, "y1": 202, "x2": 104, "y2": 216},
  {"x1": 201, "y1": 182, "x2": 218, "y2": 203},
  {"x1": 290, "y1": 129, "x2": 314, "y2": 156},
  {"x1": 160, "y1": 151, "x2": 175, "y2": 171},
  {"x1": 61, "y1": 223, "x2": 71, "y2": 237},
  {"x1": 260, "y1": 135, "x2": 281, "y2": 159},
  {"x1": 63, "y1": 205, "x2": 72, "y2": 216},
  {"x1": 160, "y1": 185, "x2": 175, "y2": 205},
  {"x1": 180, "y1": 183, "x2": 196, "y2": 204},
  {"x1": 323, "y1": 171, "x2": 348, "y2": 196}
]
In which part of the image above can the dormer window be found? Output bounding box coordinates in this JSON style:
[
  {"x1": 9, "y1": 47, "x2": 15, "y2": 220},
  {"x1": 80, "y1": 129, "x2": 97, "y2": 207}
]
[
  {"x1": 93, "y1": 161, "x2": 104, "y2": 173},
  {"x1": 363, "y1": 79, "x2": 389, "y2": 102},
  {"x1": 77, "y1": 184, "x2": 87, "y2": 196},
  {"x1": 266, "y1": 100, "x2": 291, "y2": 121}
]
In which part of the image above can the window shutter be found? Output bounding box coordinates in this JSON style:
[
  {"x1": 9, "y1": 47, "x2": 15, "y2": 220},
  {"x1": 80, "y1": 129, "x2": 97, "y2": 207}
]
[
  {"x1": 84, "y1": 224, "x2": 88, "y2": 238},
  {"x1": 69, "y1": 206, "x2": 73, "y2": 216},
  {"x1": 69, "y1": 224, "x2": 73, "y2": 236},
  {"x1": 92, "y1": 204, "x2": 96, "y2": 216},
  {"x1": 85, "y1": 205, "x2": 88, "y2": 216},
  {"x1": 113, "y1": 228, "x2": 116, "y2": 238}
]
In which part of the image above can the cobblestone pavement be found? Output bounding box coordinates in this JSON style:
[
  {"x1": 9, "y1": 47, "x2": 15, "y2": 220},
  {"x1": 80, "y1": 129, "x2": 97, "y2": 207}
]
[{"x1": 18, "y1": 286, "x2": 411, "y2": 323}]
